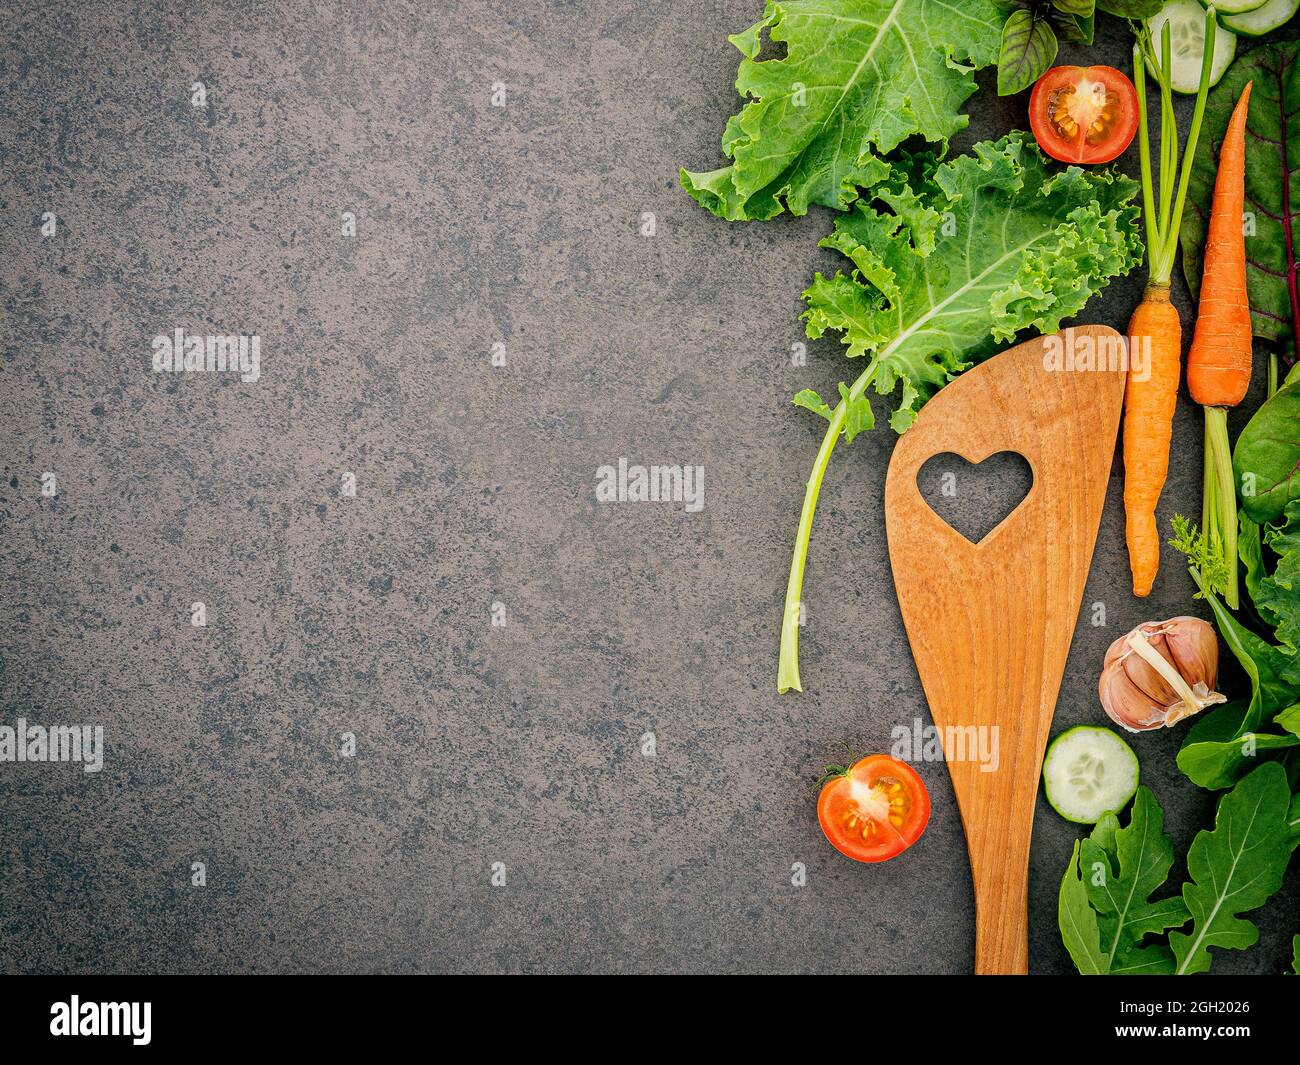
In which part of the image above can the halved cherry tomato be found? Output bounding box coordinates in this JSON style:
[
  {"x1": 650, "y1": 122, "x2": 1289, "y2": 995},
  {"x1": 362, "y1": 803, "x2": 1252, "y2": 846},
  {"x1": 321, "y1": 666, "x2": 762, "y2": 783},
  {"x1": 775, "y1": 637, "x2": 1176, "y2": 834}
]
[
  {"x1": 1029, "y1": 65, "x2": 1139, "y2": 166},
  {"x1": 817, "y1": 753, "x2": 930, "y2": 863}
]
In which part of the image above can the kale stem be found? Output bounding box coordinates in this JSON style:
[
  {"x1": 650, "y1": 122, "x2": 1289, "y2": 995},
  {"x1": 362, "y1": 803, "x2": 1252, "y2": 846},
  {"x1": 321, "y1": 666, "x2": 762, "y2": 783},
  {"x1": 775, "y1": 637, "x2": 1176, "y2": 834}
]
[{"x1": 778, "y1": 360, "x2": 880, "y2": 693}]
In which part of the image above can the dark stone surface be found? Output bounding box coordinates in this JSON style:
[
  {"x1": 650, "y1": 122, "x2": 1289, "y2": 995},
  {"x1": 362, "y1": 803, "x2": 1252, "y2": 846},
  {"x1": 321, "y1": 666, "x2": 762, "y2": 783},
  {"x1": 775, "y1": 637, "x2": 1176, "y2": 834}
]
[{"x1": 1, "y1": 0, "x2": 1295, "y2": 974}]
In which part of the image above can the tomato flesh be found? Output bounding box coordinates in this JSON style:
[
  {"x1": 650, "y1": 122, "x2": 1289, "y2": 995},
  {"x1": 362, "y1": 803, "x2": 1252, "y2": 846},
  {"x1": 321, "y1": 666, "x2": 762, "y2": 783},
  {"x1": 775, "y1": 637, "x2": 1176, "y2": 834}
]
[
  {"x1": 817, "y1": 754, "x2": 930, "y2": 863},
  {"x1": 1029, "y1": 66, "x2": 1138, "y2": 165}
]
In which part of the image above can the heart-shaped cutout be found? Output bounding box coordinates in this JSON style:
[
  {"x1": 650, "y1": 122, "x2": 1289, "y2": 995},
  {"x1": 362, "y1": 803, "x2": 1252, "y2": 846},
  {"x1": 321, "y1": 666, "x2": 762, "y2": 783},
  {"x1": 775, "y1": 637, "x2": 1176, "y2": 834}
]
[{"x1": 915, "y1": 451, "x2": 1034, "y2": 545}]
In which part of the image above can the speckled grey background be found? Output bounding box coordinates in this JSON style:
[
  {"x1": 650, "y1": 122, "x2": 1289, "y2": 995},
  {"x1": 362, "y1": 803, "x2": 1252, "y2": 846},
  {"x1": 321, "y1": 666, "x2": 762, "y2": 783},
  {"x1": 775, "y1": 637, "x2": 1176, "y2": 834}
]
[{"x1": 1, "y1": 1, "x2": 1296, "y2": 974}]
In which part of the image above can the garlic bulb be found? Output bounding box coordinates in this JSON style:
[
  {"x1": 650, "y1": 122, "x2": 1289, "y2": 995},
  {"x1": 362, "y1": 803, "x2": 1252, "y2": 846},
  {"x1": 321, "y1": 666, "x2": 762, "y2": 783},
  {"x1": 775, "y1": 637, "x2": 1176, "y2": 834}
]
[{"x1": 1098, "y1": 617, "x2": 1226, "y2": 732}]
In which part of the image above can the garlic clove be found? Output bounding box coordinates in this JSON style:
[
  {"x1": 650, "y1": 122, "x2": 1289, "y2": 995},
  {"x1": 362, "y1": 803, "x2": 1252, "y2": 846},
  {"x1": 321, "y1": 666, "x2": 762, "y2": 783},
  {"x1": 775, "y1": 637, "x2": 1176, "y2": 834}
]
[
  {"x1": 1099, "y1": 659, "x2": 1170, "y2": 732},
  {"x1": 1120, "y1": 630, "x2": 1183, "y2": 707},
  {"x1": 1161, "y1": 616, "x2": 1220, "y2": 692}
]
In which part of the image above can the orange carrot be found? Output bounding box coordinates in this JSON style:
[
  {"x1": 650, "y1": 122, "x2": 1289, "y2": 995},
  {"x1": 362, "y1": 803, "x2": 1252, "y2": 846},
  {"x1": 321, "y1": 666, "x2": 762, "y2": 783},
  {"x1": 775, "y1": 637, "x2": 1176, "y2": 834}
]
[
  {"x1": 1188, "y1": 81, "x2": 1254, "y2": 611},
  {"x1": 1124, "y1": 285, "x2": 1182, "y2": 598},
  {"x1": 1187, "y1": 82, "x2": 1254, "y2": 408}
]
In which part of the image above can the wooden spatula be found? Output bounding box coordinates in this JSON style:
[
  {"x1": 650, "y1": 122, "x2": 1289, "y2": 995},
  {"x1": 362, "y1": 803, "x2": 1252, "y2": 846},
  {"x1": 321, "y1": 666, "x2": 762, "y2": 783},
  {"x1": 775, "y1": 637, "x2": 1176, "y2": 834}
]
[{"x1": 884, "y1": 326, "x2": 1125, "y2": 975}]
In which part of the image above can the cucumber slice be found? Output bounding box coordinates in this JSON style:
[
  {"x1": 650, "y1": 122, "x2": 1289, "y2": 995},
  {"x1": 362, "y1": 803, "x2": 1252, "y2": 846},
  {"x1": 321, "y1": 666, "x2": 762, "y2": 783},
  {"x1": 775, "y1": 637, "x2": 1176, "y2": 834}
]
[
  {"x1": 1201, "y1": 0, "x2": 1267, "y2": 15},
  {"x1": 1042, "y1": 726, "x2": 1140, "y2": 824},
  {"x1": 1221, "y1": 0, "x2": 1299, "y2": 35},
  {"x1": 1146, "y1": 0, "x2": 1238, "y2": 96}
]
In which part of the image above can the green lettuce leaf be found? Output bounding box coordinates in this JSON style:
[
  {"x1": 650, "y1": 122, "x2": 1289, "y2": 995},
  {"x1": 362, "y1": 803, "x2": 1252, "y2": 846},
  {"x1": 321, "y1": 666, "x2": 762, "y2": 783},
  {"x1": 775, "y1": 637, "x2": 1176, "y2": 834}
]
[
  {"x1": 800, "y1": 132, "x2": 1143, "y2": 432},
  {"x1": 1181, "y1": 41, "x2": 1300, "y2": 347},
  {"x1": 1171, "y1": 763, "x2": 1294, "y2": 976},
  {"x1": 680, "y1": 0, "x2": 1003, "y2": 221}
]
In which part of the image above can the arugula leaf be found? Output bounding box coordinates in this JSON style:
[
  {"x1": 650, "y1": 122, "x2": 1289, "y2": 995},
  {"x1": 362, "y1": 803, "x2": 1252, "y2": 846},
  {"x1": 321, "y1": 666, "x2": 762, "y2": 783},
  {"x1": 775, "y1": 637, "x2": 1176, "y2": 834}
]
[
  {"x1": 680, "y1": 0, "x2": 1003, "y2": 221},
  {"x1": 1059, "y1": 788, "x2": 1189, "y2": 975},
  {"x1": 1182, "y1": 41, "x2": 1300, "y2": 349},
  {"x1": 1080, "y1": 787, "x2": 1189, "y2": 974},
  {"x1": 1171, "y1": 763, "x2": 1293, "y2": 975},
  {"x1": 1091, "y1": 808, "x2": 1121, "y2": 856},
  {"x1": 1059, "y1": 841, "x2": 1108, "y2": 974},
  {"x1": 997, "y1": 9, "x2": 1059, "y2": 97},
  {"x1": 1293, "y1": 934, "x2": 1300, "y2": 974},
  {"x1": 803, "y1": 132, "x2": 1142, "y2": 432},
  {"x1": 1063, "y1": 771, "x2": 1294, "y2": 976}
]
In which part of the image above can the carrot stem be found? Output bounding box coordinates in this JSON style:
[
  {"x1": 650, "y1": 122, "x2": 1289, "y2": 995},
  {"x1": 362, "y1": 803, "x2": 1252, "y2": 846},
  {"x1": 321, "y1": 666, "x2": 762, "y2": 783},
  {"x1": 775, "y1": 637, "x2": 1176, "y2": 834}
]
[
  {"x1": 1204, "y1": 406, "x2": 1238, "y2": 609},
  {"x1": 1158, "y1": 25, "x2": 1176, "y2": 241},
  {"x1": 1164, "y1": 12, "x2": 1217, "y2": 279}
]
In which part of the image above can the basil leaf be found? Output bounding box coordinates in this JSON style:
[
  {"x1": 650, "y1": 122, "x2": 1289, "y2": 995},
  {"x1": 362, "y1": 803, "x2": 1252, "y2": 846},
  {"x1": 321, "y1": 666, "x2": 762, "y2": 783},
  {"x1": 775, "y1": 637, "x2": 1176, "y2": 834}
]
[
  {"x1": 1171, "y1": 764, "x2": 1293, "y2": 975},
  {"x1": 998, "y1": 10, "x2": 1059, "y2": 96}
]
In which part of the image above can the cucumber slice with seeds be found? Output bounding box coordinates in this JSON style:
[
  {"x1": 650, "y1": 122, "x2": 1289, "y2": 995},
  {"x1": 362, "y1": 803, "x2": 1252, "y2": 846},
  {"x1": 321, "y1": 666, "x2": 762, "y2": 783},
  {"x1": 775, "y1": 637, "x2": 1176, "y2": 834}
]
[
  {"x1": 1221, "y1": 0, "x2": 1299, "y2": 36},
  {"x1": 1201, "y1": 0, "x2": 1268, "y2": 15},
  {"x1": 1146, "y1": 0, "x2": 1238, "y2": 96},
  {"x1": 1042, "y1": 726, "x2": 1140, "y2": 825}
]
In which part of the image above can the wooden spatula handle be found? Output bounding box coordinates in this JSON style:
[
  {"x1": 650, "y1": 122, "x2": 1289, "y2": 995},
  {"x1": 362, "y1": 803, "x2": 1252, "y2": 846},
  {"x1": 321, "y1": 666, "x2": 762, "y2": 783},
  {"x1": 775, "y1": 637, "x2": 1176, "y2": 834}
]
[
  {"x1": 973, "y1": 835, "x2": 1031, "y2": 975},
  {"x1": 977, "y1": 895, "x2": 1029, "y2": 974}
]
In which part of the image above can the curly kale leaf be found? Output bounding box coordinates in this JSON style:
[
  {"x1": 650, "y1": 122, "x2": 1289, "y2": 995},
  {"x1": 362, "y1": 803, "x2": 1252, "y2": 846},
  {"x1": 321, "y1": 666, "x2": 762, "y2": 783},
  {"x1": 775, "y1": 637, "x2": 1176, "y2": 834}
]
[{"x1": 797, "y1": 132, "x2": 1143, "y2": 433}]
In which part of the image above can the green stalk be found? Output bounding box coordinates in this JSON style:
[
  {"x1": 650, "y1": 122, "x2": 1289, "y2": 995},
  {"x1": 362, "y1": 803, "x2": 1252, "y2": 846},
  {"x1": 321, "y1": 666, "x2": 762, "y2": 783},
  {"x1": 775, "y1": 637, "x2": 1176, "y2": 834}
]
[
  {"x1": 1133, "y1": 43, "x2": 1158, "y2": 257},
  {"x1": 1135, "y1": 8, "x2": 1217, "y2": 285},
  {"x1": 1162, "y1": 9, "x2": 1217, "y2": 279},
  {"x1": 1158, "y1": 24, "x2": 1176, "y2": 243},
  {"x1": 1204, "y1": 407, "x2": 1238, "y2": 610},
  {"x1": 1201, "y1": 415, "x2": 1215, "y2": 548},
  {"x1": 1268, "y1": 351, "x2": 1279, "y2": 398},
  {"x1": 777, "y1": 361, "x2": 879, "y2": 693}
]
